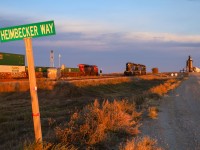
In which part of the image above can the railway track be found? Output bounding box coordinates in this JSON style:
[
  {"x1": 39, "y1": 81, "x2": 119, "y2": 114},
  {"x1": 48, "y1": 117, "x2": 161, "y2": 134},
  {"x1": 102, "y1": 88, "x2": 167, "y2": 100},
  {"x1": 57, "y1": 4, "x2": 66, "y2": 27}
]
[
  {"x1": 60, "y1": 75, "x2": 124, "y2": 81},
  {"x1": 0, "y1": 75, "x2": 126, "y2": 82}
]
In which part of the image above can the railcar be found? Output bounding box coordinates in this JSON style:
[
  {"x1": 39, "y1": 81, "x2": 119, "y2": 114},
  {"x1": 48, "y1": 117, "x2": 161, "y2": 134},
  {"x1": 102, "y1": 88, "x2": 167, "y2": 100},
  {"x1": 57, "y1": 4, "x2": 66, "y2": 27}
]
[
  {"x1": 78, "y1": 64, "x2": 98, "y2": 76},
  {"x1": 61, "y1": 67, "x2": 81, "y2": 77},
  {"x1": 124, "y1": 62, "x2": 146, "y2": 76},
  {"x1": 0, "y1": 52, "x2": 26, "y2": 79}
]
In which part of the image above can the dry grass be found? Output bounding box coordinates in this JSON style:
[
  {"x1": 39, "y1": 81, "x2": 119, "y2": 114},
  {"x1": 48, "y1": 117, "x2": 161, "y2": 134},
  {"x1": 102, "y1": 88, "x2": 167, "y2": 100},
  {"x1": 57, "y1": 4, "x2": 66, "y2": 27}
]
[
  {"x1": 148, "y1": 107, "x2": 158, "y2": 119},
  {"x1": 149, "y1": 79, "x2": 181, "y2": 96},
  {"x1": 142, "y1": 78, "x2": 181, "y2": 120},
  {"x1": 119, "y1": 136, "x2": 162, "y2": 150},
  {"x1": 139, "y1": 74, "x2": 168, "y2": 80},
  {"x1": 0, "y1": 81, "x2": 29, "y2": 92},
  {"x1": 54, "y1": 99, "x2": 141, "y2": 148},
  {"x1": 23, "y1": 100, "x2": 162, "y2": 150},
  {"x1": 0, "y1": 75, "x2": 185, "y2": 149},
  {"x1": 70, "y1": 77, "x2": 132, "y2": 87},
  {"x1": 0, "y1": 77, "x2": 132, "y2": 92}
]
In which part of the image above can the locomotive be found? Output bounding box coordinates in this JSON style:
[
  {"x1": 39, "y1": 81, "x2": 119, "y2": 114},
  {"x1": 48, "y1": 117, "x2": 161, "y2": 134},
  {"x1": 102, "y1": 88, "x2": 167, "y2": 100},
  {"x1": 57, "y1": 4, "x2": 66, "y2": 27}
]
[
  {"x1": 78, "y1": 64, "x2": 98, "y2": 76},
  {"x1": 124, "y1": 62, "x2": 146, "y2": 76},
  {"x1": 61, "y1": 64, "x2": 99, "y2": 77}
]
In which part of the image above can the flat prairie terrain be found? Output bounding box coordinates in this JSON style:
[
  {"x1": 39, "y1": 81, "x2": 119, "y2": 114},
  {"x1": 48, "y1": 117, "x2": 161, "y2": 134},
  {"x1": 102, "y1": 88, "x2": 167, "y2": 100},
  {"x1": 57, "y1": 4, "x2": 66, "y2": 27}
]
[{"x1": 0, "y1": 74, "x2": 183, "y2": 149}]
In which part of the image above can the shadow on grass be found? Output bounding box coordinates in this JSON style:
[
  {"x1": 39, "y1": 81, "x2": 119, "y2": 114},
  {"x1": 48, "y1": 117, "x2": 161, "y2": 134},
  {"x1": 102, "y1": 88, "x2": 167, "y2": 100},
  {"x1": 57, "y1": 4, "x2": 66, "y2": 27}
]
[{"x1": 0, "y1": 78, "x2": 172, "y2": 150}]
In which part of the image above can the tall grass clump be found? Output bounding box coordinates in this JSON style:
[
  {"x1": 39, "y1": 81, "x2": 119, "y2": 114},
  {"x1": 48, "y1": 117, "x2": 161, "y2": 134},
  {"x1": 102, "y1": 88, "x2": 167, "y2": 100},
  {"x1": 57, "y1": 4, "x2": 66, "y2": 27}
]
[
  {"x1": 54, "y1": 99, "x2": 141, "y2": 148},
  {"x1": 148, "y1": 107, "x2": 158, "y2": 119},
  {"x1": 119, "y1": 136, "x2": 162, "y2": 150},
  {"x1": 149, "y1": 79, "x2": 180, "y2": 96}
]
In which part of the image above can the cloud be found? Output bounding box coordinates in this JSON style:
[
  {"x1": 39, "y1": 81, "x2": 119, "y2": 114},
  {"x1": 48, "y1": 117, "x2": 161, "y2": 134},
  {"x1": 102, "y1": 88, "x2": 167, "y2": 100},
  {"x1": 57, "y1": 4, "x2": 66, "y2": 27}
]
[
  {"x1": 52, "y1": 16, "x2": 200, "y2": 47},
  {"x1": 1, "y1": 14, "x2": 200, "y2": 73},
  {"x1": 123, "y1": 32, "x2": 200, "y2": 43},
  {"x1": 32, "y1": 16, "x2": 200, "y2": 51},
  {"x1": 1, "y1": 12, "x2": 200, "y2": 49},
  {"x1": 56, "y1": 18, "x2": 117, "y2": 34},
  {"x1": 31, "y1": 30, "x2": 200, "y2": 53}
]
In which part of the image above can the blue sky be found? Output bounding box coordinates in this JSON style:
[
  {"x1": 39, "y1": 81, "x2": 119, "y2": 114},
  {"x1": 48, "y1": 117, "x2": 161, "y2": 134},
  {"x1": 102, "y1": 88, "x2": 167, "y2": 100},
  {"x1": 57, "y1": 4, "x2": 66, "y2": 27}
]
[{"x1": 1, "y1": 0, "x2": 200, "y2": 73}]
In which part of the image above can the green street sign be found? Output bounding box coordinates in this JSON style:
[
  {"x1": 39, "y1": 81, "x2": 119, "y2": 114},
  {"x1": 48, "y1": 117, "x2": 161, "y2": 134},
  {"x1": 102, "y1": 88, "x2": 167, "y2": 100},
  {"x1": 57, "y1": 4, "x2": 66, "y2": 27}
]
[{"x1": 0, "y1": 20, "x2": 56, "y2": 42}]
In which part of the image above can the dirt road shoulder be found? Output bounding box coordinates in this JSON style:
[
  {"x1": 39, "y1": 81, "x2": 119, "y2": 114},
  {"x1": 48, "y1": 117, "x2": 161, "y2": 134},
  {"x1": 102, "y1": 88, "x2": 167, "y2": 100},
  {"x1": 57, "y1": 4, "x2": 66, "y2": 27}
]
[{"x1": 141, "y1": 73, "x2": 200, "y2": 150}]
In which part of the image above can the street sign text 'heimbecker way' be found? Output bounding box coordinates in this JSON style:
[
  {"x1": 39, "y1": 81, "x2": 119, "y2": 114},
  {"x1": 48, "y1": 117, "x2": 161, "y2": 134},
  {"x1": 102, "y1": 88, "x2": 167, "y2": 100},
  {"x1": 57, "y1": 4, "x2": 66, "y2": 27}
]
[{"x1": 0, "y1": 20, "x2": 55, "y2": 42}]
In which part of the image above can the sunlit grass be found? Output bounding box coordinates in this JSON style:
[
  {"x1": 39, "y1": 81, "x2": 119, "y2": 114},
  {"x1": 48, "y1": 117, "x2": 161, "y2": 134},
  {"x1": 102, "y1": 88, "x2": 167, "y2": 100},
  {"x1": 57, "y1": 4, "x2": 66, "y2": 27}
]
[
  {"x1": 148, "y1": 106, "x2": 159, "y2": 119},
  {"x1": 149, "y1": 79, "x2": 181, "y2": 96},
  {"x1": 119, "y1": 136, "x2": 163, "y2": 150},
  {"x1": 55, "y1": 99, "x2": 141, "y2": 148},
  {"x1": 0, "y1": 75, "x2": 184, "y2": 149}
]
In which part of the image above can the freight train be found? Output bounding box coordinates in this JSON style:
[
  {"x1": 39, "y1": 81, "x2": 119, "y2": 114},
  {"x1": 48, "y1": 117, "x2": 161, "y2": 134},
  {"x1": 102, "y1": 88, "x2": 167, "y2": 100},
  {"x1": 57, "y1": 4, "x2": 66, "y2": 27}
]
[
  {"x1": 1, "y1": 52, "x2": 147, "y2": 79},
  {"x1": 0, "y1": 52, "x2": 26, "y2": 79},
  {"x1": 124, "y1": 62, "x2": 146, "y2": 76},
  {"x1": 0, "y1": 52, "x2": 99, "y2": 79}
]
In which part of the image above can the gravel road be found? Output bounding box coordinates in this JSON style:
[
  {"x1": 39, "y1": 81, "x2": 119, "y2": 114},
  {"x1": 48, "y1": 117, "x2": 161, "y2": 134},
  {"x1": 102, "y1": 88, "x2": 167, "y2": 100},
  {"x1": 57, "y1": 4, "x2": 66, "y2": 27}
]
[{"x1": 141, "y1": 73, "x2": 200, "y2": 150}]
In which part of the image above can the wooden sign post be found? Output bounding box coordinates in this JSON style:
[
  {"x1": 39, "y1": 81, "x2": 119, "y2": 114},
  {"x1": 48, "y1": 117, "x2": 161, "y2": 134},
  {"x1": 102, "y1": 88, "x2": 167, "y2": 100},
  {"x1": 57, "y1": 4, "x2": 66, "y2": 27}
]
[
  {"x1": 0, "y1": 20, "x2": 56, "y2": 142},
  {"x1": 24, "y1": 37, "x2": 42, "y2": 142}
]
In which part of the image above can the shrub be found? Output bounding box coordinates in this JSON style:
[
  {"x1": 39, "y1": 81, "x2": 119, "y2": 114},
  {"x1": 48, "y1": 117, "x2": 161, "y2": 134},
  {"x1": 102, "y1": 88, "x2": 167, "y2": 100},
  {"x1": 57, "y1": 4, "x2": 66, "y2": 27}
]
[
  {"x1": 149, "y1": 79, "x2": 180, "y2": 96},
  {"x1": 148, "y1": 107, "x2": 158, "y2": 119},
  {"x1": 54, "y1": 99, "x2": 141, "y2": 148},
  {"x1": 119, "y1": 136, "x2": 162, "y2": 150}
]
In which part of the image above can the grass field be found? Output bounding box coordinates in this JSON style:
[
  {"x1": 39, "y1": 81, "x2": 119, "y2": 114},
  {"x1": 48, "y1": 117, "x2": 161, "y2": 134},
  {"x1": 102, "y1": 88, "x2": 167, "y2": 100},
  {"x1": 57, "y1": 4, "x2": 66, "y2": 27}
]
[{"x1": 0, "y1": 74, "x2": 185, "y2": 149}]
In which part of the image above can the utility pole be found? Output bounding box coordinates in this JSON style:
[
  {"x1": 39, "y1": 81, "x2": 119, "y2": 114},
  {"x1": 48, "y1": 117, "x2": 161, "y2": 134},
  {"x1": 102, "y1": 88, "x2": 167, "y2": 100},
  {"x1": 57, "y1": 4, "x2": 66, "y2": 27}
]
[
  {"x1": 59, "y1": 54, "x2": 61, "y2": 67},
  {"x1": 50, "y1": 50, "x2": 54, "y2": 67}
]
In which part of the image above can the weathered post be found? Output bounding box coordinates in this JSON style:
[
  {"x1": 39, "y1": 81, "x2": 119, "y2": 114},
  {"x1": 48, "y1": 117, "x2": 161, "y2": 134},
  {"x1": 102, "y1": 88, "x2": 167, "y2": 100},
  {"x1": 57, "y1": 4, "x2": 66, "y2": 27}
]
[{"x1": 24, "y1": 38, "x2": 42, "y2": 142}]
